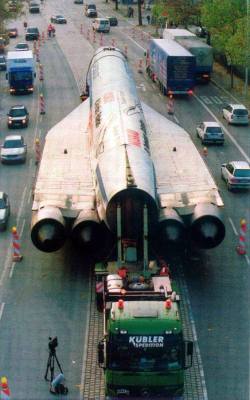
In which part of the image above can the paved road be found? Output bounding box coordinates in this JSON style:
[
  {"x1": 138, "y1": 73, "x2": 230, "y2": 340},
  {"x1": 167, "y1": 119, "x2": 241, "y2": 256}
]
[{"x1": 0, "y1": 0, "x2": 249, "y2": 399}]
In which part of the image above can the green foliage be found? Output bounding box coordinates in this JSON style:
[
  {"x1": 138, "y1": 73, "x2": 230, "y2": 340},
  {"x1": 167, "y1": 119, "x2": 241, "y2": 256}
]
[
  {"x1": 164, "y1": 0, "x2": 201, "y2": 27},
  {"x1": 0, "y1": 0, "x2": 23, "y2": 30},
  {"x1": 201, "y1": 0, "x2": 247, "y2": 67}
]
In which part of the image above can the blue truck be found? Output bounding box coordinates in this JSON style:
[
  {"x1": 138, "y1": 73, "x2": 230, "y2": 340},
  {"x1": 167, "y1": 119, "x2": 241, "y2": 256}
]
[
  {"x1": 6, "y1": 50, "x2": 36, "y2": 94},
  {"x1": 147, "y1": 39, "x2": 196, "y2": 95}
]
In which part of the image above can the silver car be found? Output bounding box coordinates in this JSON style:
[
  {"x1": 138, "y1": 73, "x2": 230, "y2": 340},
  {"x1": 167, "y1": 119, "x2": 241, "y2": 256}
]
[
  {"x1": 0, "y1": 192, "x2": 10, "y2": 231},
  {"x1": 222, "y1": 104, "x2": 249, "y2": 125},
  {"x1": 1, "y1": 135, "x2": 27, "y2": 164},
  {"x1": 221, "y1": 161, "x2": 250, "y2": 190},
  {"x1": 196, "y1": 121, "x2": 224, "y2": 145}
]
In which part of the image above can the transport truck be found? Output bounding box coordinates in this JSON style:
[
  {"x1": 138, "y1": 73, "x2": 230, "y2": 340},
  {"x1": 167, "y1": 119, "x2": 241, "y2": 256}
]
[
  {"x1": 176, "y1": 38, "x2": 213, "y2": 82},
  {"x1": 162, "y1": 29, "x2": 213, "y2": 82},
  {"x1": 95, "y1": 205, "x2": 193, "y2": 399},
  {"x1": 6, "y1": 50, "x2": 36, "y2": 94},
  {"x1": 147, "y1": 39, "x2": 196, "y2": 95}
]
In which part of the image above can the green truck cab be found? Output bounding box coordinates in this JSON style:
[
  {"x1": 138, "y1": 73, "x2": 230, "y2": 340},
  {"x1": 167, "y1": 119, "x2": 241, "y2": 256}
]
[{"x1": 95, "y1": 205, "x2": 193, "y2": 399}]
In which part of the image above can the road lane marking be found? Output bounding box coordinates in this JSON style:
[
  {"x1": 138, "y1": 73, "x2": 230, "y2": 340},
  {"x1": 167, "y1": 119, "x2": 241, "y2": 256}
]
[
  {"x1": 0, "y1": 249, "x2": 12, "y2": 286},
  {"x1": 20, "y1": 218, "x2": 25, "y2": 236},
  {"x1": 17, "y1": 186, "x2": 27, "y2": 224},
  {"x1": 194, "y1": 94, "x2": 250, "y2": 163},
  {"x1": 245, "y1": 255, "x2": 250, "y2": 266},
  {"x1": 228, "y1": 217, "x2": 238, "y2": 236},
  {"x1": 0, "y1": 303, "x2": 5, "y2": 321},
  {"x1": 200, "y1": 95, "x2": 213, "y2": 104},
  {"x1": 28, "y1": 189, "x2": 33, "y2": 204}
]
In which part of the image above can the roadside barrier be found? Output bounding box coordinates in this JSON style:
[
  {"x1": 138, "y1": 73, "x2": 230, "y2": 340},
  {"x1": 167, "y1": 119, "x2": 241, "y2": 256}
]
[
  {"x1": 0, "y1": 377, "x2": 11, "y2": 399},
  {"x1": 35, "y1": 138, "x2": 41, "y2": 165},
  {"x1": 167, "y1": 94, "x2": 174, "y2": 114},
  {"x1": 202, "y1": 146, "x2": 208, "y2": 156},
  {"x1": 12, "y1": 227, "x2": 23, "y2": 262},
  {"x1": 137, "y1": 59, "x2": 143, "y2": 73},
  {"x1": 236, "y1": 219, "x2": 247, "y2": 255},
  {"x1": 40, "y1": 93, "x2": 46, "y2": 115},
  {"x1": 124, "y1": 44, "x2": 128, "y2": 58},
  {"x1": 39, "y1": 64, "x2": 44, "y2": 81}
]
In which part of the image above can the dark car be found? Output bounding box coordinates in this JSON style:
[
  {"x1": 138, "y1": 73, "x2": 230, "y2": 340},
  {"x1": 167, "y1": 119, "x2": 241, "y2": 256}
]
[
  {"x1": 0, "y1": 55, "x2": 6, "y2": 71},
  {"x1": 7, "y1": 27, "x2": 18, "y2": 38},
  {"x1": 86, "y1": 8, "x2": 97, "y2": 17},
  {"x1": 74, "y1": 0, "x2": 84, "y2": 3},
  {"x1": 29, "y1": 2, "x2": 40, "y2": 13},
  {"x1": 106, "y1": 16, "x2": 118, "y2": 26},
  {"x1": 0, "y1": 135, "x2": 27, "y2": 164},
  {"x1": 7, "y1": 105, "x2": 29, "y2": 128},
  {"x1": 15, "y1": 42, "x2": 29, "y2": 51},
  {"x1": 50, "y1": 15, "x2": 67, "y2": 24},
  {"x1": 0, "y1": 192, "x2": 10, "y2": 231},
  {"x1": 25, "y1": 27, "x2": 40, "y2": 41}
]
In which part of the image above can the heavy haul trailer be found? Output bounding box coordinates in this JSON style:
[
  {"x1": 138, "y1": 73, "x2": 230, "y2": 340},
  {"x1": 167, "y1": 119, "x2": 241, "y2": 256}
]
[
  {"x1": 95, "y1": 205, "x2": 193, "y2": 399},
  {"x1": 147, "y1": 39, "x2": 196, "y2": 95}
]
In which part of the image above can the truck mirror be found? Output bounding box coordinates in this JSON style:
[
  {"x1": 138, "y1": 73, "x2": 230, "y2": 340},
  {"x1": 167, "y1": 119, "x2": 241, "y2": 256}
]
[{"x1": 98, "y1": 341, "x2": 104, "y2": 366}]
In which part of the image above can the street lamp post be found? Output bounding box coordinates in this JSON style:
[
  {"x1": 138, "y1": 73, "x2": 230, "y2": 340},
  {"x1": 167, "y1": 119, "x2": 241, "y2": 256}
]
[{"x1": 245, "y1": 0, "x2": 249, "y2": 96}]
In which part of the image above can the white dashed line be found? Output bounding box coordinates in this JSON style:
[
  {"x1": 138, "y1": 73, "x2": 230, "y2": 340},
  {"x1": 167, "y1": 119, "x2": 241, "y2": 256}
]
[
  {"x1": 228, "y1": 217, "x2": 238, "y2": 236},
  {"x1": 0, "y1": 303, "x2": 5, "y2": 321}
]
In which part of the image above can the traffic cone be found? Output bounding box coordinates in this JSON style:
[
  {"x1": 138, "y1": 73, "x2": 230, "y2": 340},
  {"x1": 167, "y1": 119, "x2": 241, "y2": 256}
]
[
  {"x1": 137, "y1": 59, "x2": 143, "y2": 73},
  {"x1": 39, "y1": 64, "x2": 44, "y2": 81},
  {"x1": 236, "y1": 219, "x2": 247, "y2": 255},
  {"x1": 40, "y1": 94, "x2": 45, "y2": 115},
  {"x1": 1, "y1": 377, "x2": 11, "y2": 399},
  {"x1": 12, "y1": 227, "x2": 23, "y2": 262},
  {"x1": 167, "y1": 95, "x2": 174, "y2": 114},
  {"x1": 203, "y1": 146, "x2": 208, "y2": 156},
  {"x1": 35, "y1": 138, "x2": 41, "y2": 165},
  {"x1": 124, "y1": 44, "x2": 128, "y2": 59}
]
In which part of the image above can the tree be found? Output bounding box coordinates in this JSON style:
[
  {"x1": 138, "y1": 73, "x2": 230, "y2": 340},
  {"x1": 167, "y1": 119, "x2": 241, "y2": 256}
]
[
  {"x1": 0, "y1": 0, "x2": 23, "y2": 31},
  {"x1": 164, "y1": 0, "x2": 200, "y2": 27}
]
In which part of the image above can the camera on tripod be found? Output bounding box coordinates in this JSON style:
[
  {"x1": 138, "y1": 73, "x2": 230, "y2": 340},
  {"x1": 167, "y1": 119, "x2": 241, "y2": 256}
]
[{"x1": 48, "y1": 337, "x2": 58, "y2": 353}]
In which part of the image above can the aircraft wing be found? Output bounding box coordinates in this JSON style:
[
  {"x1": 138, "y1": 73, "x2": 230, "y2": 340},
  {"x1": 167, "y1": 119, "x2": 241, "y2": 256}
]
[
  {"x1": 32, "y1": 99, "x2": 95, "y2": 219},
  {"x1": 142, "y1": 102, "x2": 224, "y2": 216}
]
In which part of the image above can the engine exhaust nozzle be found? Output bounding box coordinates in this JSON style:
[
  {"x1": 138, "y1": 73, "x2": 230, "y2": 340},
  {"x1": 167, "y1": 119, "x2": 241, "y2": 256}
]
[
  {"x1": 31, "y1": 207, "x2": 66, "y2": 252},
  {"x1": 190, "y1": 203, "x2": 225, "y2": 249},
  {"x1": 158, "y1": 208, "x2": 186, "y2": 245}
]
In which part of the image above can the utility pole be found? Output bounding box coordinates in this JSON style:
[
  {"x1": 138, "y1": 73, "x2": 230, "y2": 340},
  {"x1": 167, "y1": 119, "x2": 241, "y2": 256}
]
[
  {"x1": 244, "y1": 0, "x2": 249, "y2": 96},
  {"x1": 138, "y1": 0, "x2": 142, "y2": 26}
]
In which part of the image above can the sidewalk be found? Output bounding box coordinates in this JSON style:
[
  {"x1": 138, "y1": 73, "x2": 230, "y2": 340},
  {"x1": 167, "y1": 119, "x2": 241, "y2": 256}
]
[{"x1": 106, "y1": 1, "x2": 250, "y2": 108}]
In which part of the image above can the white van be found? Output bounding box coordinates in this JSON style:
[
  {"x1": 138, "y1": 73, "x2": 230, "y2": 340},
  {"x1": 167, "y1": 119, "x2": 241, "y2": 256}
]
[{"x1": 92, "y1": 18, "x2": 110, "y2": 33}]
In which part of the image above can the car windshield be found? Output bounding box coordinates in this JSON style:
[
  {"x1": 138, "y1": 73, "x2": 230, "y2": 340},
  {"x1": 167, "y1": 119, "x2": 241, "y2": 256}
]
[
  {"x1": 9, "y1": 109, "x2": 25, "y2": 117},
  {"x1": 233, "y1": 109, "x2": 248, "y2": 116},
  {"x1": 16, "y1": 44, "x2": 27, "y2": 49},
  {"x1": 108, "y1": 334, "x2": 183, "y2": 372},
  {"x1": 56, "y1": 15, "x2": 63, "y2": 18},
  {"x1": 4, "y1": 140, "x2": 22, "y2": 148},
  {"x1": 207, "y1": 127, "x2": 222, "y2": 133},
  {"x1": 0, "y1": 199, "x2": 6, "y2": 209},
  {"x1": 28, "y1": 28, "x2": 38, "y2": 33},
  {"x1": 234, "y1": 169, "x2": 250, "y2": 177}
]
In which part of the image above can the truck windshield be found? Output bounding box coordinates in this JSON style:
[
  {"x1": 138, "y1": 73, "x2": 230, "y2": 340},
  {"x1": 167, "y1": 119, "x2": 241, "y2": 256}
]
[
  {"x1": 108, "y1": 334, "x2": 183, "y2": 372},
  {"x1": 10, "y1": 71, "x2": 32, "y2": 82}
]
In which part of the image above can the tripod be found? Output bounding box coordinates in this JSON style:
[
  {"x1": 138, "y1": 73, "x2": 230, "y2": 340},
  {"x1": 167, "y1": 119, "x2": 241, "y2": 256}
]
[{"x1": 44, "y1": 348, "x2": 63, "y2": 382}]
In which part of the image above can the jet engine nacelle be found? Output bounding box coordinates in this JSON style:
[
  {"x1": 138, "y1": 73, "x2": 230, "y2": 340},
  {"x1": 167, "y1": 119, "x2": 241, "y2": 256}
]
[
  {"x1": 71, "y1": 209, "x2": 106, "y2": 252},
  {"x1": 158, "y1": 208, "x2": 186, "y2": 246},
  {"x1": 190, "y1": 203, "x2": 225, "y2": 249},
  {"x1": 31, "y1": 207, "x2": 66, "y2": 252}
]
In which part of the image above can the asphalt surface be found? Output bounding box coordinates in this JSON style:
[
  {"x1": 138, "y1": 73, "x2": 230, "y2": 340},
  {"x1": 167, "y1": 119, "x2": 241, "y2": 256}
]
[{"x1": 0, "y1": 0, "x2": 249, "y2": 399}]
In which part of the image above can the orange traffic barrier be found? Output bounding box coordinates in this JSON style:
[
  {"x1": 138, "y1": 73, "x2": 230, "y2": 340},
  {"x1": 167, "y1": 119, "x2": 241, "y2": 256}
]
[
  {"x1": 39, "y1": 64, "x2": 44, "y2": 81},
  {"x1": 236, "y1": 219, "x2": 247, "y2": 255},
  {"x1": 40, "y1": 93, "x2": 45, "y2": 115},
  {"x1": 35, "y1": 138, "x2": 41, "y2": 165},
  {"x1": 1, "y1": 377, "x2": 11, "y2": 399},
  {"x1": 202, "y1": 146, "x2": 208, "y2": 156},
  {"x1": 137, "y1": 59, "x2": 143, "y2": 73},
  {"x1": 167, "y1": 95, "x2": 174, "y2": 115},
  {"x1": 12, "y1": 227, "x2": 23, "y2": 262}
]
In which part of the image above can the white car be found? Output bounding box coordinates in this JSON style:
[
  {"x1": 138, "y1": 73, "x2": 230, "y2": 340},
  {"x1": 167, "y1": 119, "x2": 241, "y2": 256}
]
[
  {"x1": 222, "y1": 104, "x2": 249, "y2": 125},
  {"x1": 1, "y1": 135, "x2": 27, "y2": 164},
  {"x1": 196, "y1": 121, "x2": 224, "y2": 145},
  {"x1": 221, "y1": 161, "x2": 250, "y2": 190},
  {"x1": 15, "y1": 42, "x2": 29, "y2": 51}
]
